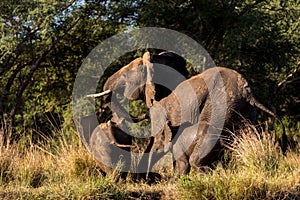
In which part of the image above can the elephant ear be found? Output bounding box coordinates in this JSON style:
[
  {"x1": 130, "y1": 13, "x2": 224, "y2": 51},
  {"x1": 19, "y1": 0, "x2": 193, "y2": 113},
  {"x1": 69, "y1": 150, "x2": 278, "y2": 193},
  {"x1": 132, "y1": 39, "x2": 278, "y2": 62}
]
[
  {"x1": 163, "y1": 122, "x2": 173, "y2": 152},
  {"x1": 143, "y1": 52, "x2": 156, "y2": 108},
  {"x1": 150, "y1": 103, "x2": 167, "y2": 137}
]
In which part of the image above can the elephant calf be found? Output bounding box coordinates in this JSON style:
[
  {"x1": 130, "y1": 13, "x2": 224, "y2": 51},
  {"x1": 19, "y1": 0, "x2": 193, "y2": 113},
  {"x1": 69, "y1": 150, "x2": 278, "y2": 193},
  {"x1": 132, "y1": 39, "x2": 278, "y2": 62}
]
[
  {"x1": 78, "y1": 115, "x2": 162, "y2": 182},
  {"x1": 78, "y1": 115, "x2": 133, "y2": 175}
]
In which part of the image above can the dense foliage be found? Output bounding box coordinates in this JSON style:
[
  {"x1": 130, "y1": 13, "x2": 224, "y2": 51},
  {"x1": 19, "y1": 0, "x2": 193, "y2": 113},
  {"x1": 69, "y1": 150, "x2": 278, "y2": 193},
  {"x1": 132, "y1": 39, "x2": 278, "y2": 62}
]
[{"x1": 0, "y1": 0, "x2": 299, "y2": 142}]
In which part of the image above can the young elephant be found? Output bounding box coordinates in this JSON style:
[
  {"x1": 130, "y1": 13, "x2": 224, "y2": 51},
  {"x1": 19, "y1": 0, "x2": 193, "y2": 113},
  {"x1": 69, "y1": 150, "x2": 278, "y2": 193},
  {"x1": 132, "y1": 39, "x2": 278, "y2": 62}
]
[
  {"x1": 145, "y1": 67, "x2": 287, "y2": 174},
  {"x1": 89, "y1": 120, "x2": 134, "y2": 174},
  {"x1": 78, "y1": 115, "x2": 162, "y2": 182},
  {"x1": 78, "y1": 115, "x2": 133, "y2": 175}
]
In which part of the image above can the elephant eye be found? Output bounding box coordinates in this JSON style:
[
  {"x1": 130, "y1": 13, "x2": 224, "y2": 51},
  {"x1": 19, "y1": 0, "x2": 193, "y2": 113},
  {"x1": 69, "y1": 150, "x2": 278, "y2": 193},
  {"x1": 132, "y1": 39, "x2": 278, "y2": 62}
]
[{"x1": 121, "y1": 73, "x2": 126, "y2": 79}]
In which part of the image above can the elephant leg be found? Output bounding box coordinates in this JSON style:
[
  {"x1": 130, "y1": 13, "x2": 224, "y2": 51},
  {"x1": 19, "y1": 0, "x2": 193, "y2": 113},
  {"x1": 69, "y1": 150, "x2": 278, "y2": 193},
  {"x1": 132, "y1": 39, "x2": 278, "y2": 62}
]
[
  {"x1": 173, "y1": 153, "x2": 190, "y2": 176},
  {"x1": 172, "y1": 125, "x2": 197, "y2": 176},
  {"x1": 188, "y1": 122, "x2": 222, "y2": 172},
  {"x1": 136, "y1": 137, "x2": 165, "y2": 175},
  {"x1": 136, "y1": 137, "x2": 154, "y2": 173}
]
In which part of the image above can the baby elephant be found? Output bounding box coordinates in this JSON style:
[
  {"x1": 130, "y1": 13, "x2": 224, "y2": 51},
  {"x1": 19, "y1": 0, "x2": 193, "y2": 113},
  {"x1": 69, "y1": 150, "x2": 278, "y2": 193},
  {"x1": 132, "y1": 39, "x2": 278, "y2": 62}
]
[
  {"x1": 89, "y1": 120, "x2": 134, "y2": 174},
  {"x1": 78, "y1": 115, "x2": 162, "y2": 182}
]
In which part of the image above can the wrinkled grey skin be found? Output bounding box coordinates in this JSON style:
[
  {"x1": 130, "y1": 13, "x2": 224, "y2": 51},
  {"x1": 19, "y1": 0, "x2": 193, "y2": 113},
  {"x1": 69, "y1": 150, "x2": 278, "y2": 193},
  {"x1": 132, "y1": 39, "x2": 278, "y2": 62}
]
[
  {"x1": 171, "y1": 122, "x2": 224, "y2": 175},
  {"x1": 143, "y1": 67, "x2": 287, "y2": 174},
  {"x1": 139, "y1": 121, "x2": 222, "y2": 175},
  {"x1": 78, "y1": 115, "x2": 133, "y2": 174},
  {"x1": 102, "y1": 51, "x2": 189, "y2": 122},
  {"x1": 139, "y1": 121, "x2": 223, "y2": 175}
]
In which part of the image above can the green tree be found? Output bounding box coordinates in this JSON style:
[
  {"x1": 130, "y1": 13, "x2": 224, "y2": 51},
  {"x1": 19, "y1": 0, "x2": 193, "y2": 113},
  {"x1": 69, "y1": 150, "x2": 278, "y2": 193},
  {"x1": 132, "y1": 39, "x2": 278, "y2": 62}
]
[
  {"x1": 0, "y1": 0, "x2": 298, "y2": 144},
  {"x1": 0, "y1": 0, "x2": 137, "y2": 142},
  {"x1": 137, "y1": 0, "x2": 299, "y2": 126}
]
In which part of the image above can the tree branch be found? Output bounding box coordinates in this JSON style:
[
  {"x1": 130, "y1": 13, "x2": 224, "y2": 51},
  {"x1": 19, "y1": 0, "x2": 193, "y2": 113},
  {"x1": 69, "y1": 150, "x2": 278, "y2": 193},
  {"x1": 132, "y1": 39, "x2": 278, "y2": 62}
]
[
  {"x1": 0, "y1": 26, "x2": 40, "y2": 76},
  {"x1": 277, "y1": 66, "x2": 299, "y2": 90},
  {"x1": 9, "y1": 17, "x2": 81, "y2": 124},
  {"x1": 238, "y1": 0, "x2": 266, "y2": 17},
  {"x1": 0, "y1": 0, "x2": 78, "y2": 77}
]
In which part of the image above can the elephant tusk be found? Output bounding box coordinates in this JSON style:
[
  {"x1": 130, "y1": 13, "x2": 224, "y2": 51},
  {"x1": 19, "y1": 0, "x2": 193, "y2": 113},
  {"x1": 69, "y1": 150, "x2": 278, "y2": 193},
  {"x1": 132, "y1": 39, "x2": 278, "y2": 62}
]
[
  {"x1": 86, "y1": 90, "x2": 111, "y2": 98},
  {"x1": 146, "y1": 151, "x2": 153, "y2": 179}
]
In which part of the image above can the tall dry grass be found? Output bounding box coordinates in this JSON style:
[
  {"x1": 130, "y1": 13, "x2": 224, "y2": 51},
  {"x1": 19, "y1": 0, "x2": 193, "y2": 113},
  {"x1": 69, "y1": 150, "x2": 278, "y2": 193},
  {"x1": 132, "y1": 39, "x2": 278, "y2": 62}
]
[
  {"x1": 0, "y1": 123, "x2": 299, "y2": 199},
  {"x1": 0, "y1": 130, "x2": 126, "y2": 199},
  {"x1": 178, "y1": 124, "x2": 300, "y2": 200}
]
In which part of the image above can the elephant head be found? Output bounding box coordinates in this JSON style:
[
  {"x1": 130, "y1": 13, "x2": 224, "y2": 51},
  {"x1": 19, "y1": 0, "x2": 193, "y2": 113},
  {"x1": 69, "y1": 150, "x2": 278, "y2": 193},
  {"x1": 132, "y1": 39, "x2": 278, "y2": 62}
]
[
  {"x1": 118, "y1": 52, "x2": 156, "y2": 108},
  {"x1": 109, "y1": 51, "x2": 188, "y2": 102},
  {"x1": 89, "y1": 51, "x2": 189, "y2": 122}
]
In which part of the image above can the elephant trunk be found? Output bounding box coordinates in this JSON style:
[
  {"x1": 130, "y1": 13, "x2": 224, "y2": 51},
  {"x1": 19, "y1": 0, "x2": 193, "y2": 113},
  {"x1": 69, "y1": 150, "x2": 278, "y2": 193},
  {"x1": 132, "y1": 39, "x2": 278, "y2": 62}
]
[{"x1": 110, "y1": 93, "x2": 148, "y2": 122}]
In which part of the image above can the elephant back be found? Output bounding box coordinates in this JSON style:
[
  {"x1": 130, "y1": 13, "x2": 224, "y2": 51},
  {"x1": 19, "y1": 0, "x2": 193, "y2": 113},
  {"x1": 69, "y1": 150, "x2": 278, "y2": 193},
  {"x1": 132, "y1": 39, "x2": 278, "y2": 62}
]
[{"x1": 151, "y1": 51, "x2": 189, "y2": 78}]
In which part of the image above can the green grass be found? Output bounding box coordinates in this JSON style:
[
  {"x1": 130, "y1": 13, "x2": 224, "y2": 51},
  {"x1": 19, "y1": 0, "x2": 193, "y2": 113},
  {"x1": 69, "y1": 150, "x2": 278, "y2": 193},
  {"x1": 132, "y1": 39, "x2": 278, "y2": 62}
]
[{"x1": 0, "y1": 125, "x2": 299, "y2": 199}]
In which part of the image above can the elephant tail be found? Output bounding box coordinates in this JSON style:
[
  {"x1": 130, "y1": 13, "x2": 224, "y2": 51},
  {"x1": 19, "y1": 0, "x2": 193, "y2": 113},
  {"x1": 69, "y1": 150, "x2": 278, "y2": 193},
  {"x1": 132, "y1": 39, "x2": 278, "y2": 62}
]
[{"x1": 248, "y1": 96, "x2": 287, "y2": 154}]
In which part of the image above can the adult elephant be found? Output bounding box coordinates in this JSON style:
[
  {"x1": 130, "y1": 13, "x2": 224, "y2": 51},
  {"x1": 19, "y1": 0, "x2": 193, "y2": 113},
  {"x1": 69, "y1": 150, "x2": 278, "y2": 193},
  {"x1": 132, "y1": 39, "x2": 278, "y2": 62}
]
[
  {"x1": 141, "y1": 67, "x2": 287, "y2": 175},
  {"x1": 88, "y1": 51, "x2": 189, "y2": 122}
]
